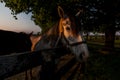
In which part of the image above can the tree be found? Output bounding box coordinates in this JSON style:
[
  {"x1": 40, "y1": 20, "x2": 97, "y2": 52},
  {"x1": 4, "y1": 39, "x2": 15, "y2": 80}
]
[
  {"x1": 1, "y1": 0, "x2": 120, "y2": 50},
  {"x1": 79, "y1": 0, "x2": 120, "y2": 50}
]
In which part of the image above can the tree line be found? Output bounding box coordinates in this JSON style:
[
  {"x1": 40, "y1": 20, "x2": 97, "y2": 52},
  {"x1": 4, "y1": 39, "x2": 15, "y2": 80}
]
[{"x1": 1, "y1": 0, "x2": 120, "y2": 50}]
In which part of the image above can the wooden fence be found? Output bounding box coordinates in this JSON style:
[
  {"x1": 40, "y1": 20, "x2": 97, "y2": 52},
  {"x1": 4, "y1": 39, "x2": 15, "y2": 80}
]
[{"x1": 0, "y1": 49, "x2": 82, "y2": 80}]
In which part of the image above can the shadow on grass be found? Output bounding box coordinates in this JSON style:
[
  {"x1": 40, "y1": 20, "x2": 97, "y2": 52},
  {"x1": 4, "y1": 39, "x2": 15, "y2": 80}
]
[{"x1": 82, "y1": 43, "x2": 120, "y2": 80}]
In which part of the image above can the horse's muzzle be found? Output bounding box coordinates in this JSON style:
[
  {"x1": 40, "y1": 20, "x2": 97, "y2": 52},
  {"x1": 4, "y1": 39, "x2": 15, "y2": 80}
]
[{"x1": 66, "y1": 26, "x2": 71, "y2": 31}]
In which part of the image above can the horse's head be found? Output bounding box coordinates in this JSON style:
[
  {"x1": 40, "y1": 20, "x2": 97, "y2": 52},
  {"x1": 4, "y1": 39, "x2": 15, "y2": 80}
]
[
  {"x1": 32, "y1": 6, "x2": 89, "y2": 63},
  {"x1": 57, "y1": 6, "x2": 89, "y2": 62}
]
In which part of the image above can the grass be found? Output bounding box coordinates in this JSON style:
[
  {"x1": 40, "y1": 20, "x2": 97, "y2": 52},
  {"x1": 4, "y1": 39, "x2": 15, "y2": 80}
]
[
  {"x1": 86, "y1": 36, "x2": 120, "y2": 48},
  {"x1": 115, "y1": 40, "x2": 120, "y2": 48},
  {"x1": 81, "y1": 41, "x2": 120, "y2": 80}
]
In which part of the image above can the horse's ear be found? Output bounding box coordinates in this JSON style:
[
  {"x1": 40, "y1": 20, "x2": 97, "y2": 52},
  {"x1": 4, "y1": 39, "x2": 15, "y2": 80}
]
[
  {"x1": 29, "y1": 31, "x2": 33, "y2": 36},
  {"x1": 58, "y1": 6, "x2": 64, "y2": 18}
]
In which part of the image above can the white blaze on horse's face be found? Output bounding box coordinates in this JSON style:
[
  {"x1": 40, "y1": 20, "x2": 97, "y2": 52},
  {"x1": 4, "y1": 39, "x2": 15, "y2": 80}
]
[{"x1": 62, "y1": 18, "x2": 72, "y2": 38}]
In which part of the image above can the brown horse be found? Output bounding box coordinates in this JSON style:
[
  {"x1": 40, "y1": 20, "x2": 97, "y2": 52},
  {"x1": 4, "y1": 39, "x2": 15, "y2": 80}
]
[
  {"x1": 30, "y1": 34, "x2": 41, "y2": 51},
  {"x1": 30, "y1": 6, "x2": 89, "y2": 80}
]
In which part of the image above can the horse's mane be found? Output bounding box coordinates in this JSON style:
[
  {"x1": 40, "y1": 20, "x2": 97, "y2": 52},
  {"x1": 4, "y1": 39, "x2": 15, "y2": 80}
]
[
  {"x1": 46, "y1": 21, "x2": 59, "y2": 37},
  {"x1": 39, "y1": 21, "x2": 60, "y2": 46}
]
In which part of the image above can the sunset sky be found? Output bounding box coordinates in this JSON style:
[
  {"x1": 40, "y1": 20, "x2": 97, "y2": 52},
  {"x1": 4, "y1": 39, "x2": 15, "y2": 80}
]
[{"x1": 0, "y1": 3, "x2": 41, "y2": 34}]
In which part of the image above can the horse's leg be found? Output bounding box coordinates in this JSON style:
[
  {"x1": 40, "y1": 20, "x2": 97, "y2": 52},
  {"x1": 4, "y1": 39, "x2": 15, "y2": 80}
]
[
  {"x1": 24, "y1": 69, "x2": 34, "y2": 80},
  {"x1": 80, "y1": 62, "x2": 86, "y2": 74},
  {"x1": 30, "y1": 69, "x2": 33, "y2": 80},
  {"x1": 76, "y1": 62, "x2": 86, "y2": 80},
  {"x1": 25, "y1": 71, "x2": 28, "y2": 80}
]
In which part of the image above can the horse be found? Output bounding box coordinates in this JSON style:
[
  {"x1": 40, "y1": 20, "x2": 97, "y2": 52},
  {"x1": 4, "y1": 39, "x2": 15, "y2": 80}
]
[
  {"x1": 0, "y1": 30, "x2": 32, "y2": 54},
  {"x1": 32, "y1": 6, "x2": 89, "y2": 80},
  {"x1": 0, "y1": 29, "x2": 33, "y2": 80}
]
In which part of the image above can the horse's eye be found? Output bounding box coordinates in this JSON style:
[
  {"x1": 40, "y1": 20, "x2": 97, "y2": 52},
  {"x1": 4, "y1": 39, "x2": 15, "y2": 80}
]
[
  {"x1": 63, "y1": 23, "x2": 66, "y2": 26},
  {"x1": 66, "y1": 21, "x2": 71, "y2": 25},
  {"x1": 66, "y1": 21, "x2": 69, "y2": 24}
]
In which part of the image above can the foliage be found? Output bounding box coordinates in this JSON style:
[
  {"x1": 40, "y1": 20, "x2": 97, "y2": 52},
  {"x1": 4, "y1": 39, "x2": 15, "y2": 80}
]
[{"x1": 1, "y1": 0, "x2": 120, "y2": 33}]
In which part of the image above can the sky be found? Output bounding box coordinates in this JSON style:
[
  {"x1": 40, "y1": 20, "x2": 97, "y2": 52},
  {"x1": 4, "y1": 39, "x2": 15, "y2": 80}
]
[{"x1": 0, "y1": 3, "x2": 41, "y2": 34}]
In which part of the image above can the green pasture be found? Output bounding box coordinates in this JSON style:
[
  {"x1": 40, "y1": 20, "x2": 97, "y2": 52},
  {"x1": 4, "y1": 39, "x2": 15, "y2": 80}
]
[
  {"x1": 85, "y1": 36, "x2": 120, "y2": 48},
  {"x1": 81, "y1": 39, "x2": 120, "y2": 80}
]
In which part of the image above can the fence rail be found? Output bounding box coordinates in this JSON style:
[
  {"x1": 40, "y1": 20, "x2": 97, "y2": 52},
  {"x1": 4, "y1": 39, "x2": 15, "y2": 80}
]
[
  {"x1": 0, "y1": 49, "x2": 81, "y2": 80},
  {"x1": 0, "y1": 50, "x2": 43, "y2": 79}
]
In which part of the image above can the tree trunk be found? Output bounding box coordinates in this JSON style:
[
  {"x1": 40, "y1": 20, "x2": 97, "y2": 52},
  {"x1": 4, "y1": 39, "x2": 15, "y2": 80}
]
[
  {"x1": 86, "y1": 32, "x2": 89, "y2": 41},
  {"x1": 104, "y1": 24, "x2": 116, "y2": 51}
]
